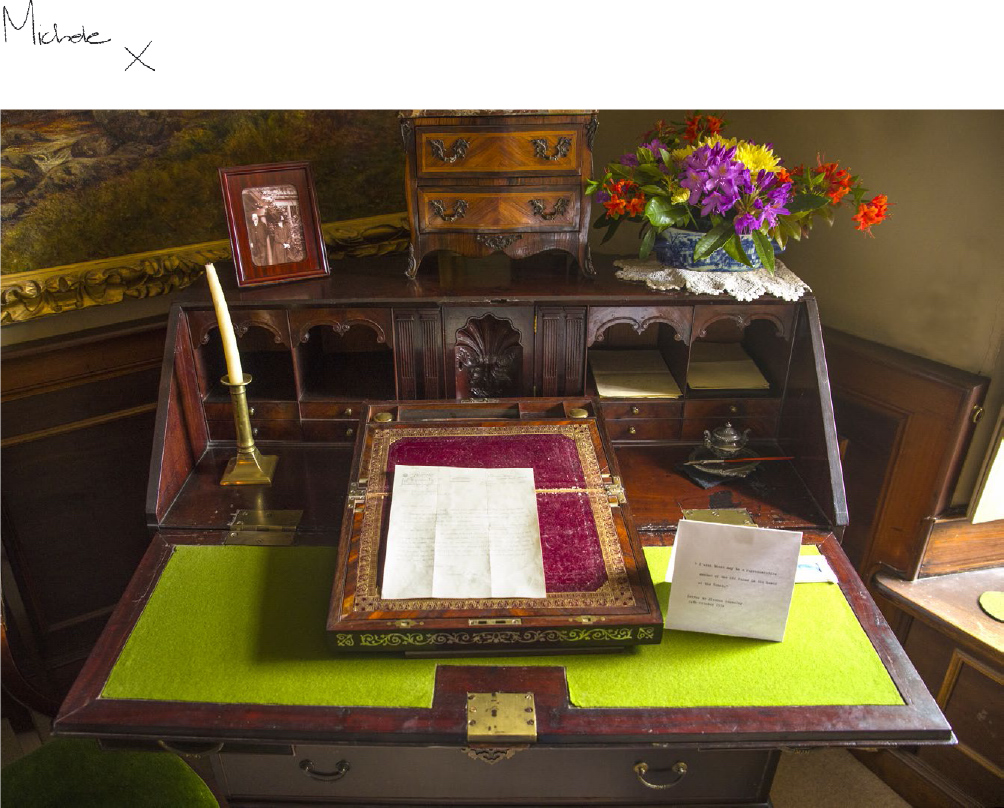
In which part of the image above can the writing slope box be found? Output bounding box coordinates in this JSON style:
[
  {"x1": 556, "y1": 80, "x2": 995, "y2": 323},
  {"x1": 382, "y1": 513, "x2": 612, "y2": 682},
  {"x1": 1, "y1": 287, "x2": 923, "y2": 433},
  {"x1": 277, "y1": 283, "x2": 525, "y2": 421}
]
[{"x1": 327, "y1": 407, "x2": 664, "y2": 655}]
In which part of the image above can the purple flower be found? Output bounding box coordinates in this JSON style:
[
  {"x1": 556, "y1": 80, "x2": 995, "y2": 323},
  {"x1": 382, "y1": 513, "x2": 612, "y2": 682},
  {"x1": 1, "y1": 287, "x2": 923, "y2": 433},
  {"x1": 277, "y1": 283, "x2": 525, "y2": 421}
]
[
  {"x1": 595, "y1": 189, "x2": 611, "y2": 205},
  {"x1": 619, "y1": 153, "x2": 640, "y2": 167},
  {"x1": 642, "y1": 138, "x2": 666, "y2": 159},
  {"x1": 678, "y1": 144, "x2": 749, "y2": 215},
  {"x1": 734, "y1": 211, "x2": 764, "y2": 235}
]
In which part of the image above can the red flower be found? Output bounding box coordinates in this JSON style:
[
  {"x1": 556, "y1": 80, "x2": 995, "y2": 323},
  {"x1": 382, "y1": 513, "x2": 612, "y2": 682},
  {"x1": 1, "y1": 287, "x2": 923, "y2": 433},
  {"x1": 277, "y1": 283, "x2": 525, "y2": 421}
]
[
  {"x1": 604, "y1": 196, "x2": 628, "y2": 217},
  {"x1": 683, "y1": 114, "x2": 703, "y2": 143},
  {"x1": 705, "y1": 115, "x2": 724, "y2": 136},
  {"x1": 851, "y1": 194, "x2": 891, "y2": 234},
  {"x1": 624, "y1": 195, "x2": 646, "y2": 216},
  {"x1": 775, "y1": 167, "x2": 793, "y2": 184},
  {"x1": 813, "y1": 160, "x2": 853, "y2": 205}
]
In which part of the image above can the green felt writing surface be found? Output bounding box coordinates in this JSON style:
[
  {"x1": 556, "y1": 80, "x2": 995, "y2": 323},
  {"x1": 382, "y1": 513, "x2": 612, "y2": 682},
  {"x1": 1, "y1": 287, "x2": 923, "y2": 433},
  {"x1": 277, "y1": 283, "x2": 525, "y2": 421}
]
[{"x1": 102, "y1": 544, "x2": 902, "y2": 709}]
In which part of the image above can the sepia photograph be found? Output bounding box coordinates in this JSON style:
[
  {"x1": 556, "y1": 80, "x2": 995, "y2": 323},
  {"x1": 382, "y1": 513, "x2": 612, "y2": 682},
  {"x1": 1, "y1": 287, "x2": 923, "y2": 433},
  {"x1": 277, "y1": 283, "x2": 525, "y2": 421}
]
[{"x1": 220, "y1": 161, "x2": 330, "y2": 286}]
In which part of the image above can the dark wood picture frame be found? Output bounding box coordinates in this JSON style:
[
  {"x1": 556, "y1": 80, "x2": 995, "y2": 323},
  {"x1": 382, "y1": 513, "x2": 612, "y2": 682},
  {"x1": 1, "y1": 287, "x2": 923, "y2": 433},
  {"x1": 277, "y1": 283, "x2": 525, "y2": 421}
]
[{"x1": 219, "y1": 161, "x2": 330, "y2": 287}]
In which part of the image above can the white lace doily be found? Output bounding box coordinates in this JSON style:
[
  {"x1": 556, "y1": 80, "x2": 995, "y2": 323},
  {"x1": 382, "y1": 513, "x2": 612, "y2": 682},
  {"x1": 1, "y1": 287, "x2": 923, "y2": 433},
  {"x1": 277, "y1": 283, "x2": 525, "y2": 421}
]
[{"x1": 614, "y1": 257, "x2": 811, "y2": 302}]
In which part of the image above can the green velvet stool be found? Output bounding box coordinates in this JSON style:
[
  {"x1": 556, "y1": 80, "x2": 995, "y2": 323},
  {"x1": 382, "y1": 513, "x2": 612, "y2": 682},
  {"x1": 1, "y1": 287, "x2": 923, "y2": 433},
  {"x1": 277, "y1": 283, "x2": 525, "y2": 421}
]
[{"x1": 1, "y1": 738, "x2": 218, "y2": 808}]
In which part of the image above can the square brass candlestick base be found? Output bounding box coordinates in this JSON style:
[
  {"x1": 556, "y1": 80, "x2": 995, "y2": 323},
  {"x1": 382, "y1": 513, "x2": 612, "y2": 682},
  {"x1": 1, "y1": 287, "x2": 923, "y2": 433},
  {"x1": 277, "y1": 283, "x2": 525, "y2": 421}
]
[
  {"x1": 221, "y1": 447, "x2": 278, "y2": 486},
  {"x1": 220, "y1": 373, "x2": 278, "y2": 486}
]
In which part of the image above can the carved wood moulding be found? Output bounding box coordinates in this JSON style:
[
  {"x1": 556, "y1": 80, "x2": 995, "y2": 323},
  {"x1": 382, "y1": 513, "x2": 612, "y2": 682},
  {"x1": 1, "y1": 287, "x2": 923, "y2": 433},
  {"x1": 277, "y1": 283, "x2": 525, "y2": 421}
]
[{"x1": 0, "y1": 212, "x2": 410, "y2": 326}]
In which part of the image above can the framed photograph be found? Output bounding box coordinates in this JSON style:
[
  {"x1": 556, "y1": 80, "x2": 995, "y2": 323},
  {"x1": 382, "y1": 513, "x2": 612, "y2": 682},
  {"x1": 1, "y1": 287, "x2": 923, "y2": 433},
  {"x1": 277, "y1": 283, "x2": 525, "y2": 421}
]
[{"x1": 219, "y1": 161, "x2": 330, "y2": 287}]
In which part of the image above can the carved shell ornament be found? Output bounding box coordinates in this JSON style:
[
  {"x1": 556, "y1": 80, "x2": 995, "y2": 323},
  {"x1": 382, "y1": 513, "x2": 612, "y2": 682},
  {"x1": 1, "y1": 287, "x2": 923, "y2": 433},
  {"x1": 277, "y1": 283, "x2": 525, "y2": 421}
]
[{"x1": 455, "y1": 315, "x2": 522, "y2": 399}]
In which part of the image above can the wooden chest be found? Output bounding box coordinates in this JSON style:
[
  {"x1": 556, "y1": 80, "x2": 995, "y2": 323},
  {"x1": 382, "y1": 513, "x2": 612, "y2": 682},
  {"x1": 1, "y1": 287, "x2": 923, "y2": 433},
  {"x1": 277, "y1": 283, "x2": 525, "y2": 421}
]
[{"x1": 399, "y1": 111, "x2": 597, "y2": 278}]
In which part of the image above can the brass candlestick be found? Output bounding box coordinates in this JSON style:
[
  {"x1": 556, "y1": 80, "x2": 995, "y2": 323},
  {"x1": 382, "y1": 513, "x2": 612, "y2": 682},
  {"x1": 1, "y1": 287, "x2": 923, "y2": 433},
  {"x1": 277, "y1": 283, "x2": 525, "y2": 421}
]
[{"x1": 220, "y1": 374, "x2": 277, "y2": 486}]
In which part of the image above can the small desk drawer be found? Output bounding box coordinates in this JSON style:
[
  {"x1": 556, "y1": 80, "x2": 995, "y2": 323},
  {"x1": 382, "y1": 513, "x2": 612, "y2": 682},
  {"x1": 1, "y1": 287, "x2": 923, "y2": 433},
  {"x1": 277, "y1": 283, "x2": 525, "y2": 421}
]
[
  {"x1": 418, "y1": 187, "x2": 580, "y2": 233},
  {"x1": 207, "y1": 419, "x2": 301, "y2": 442},
  {"x1": 683, "y1": 397, "x2": 780, "y2": 420},
  {"x1": 301, "y1": 419, "x2": 360, "y2": 443},
  {"x1": 601, "y1": 401, "x2": 684, "y2": 420},
  {"x1": 606, "y1": 418, "x2": 682, "y2": 442},
  {"x1": 681, "y1": 416, "x2": 776, "y2": 442},
  {"x1": 217, "y1": 743, "x2": 773, "y2": 804},
  {"x1": 417, "y1": 128, "x2": 581, "y2": 175}
]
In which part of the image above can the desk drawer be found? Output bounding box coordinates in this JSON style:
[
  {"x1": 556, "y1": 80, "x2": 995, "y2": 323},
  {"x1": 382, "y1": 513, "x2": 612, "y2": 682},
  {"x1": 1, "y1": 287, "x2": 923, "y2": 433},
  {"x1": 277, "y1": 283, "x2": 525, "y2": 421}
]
[
  {"x1": 683, "y1": 397, "x2": 781, "y2": 420},
  {"x1": 301, "y1": 419, "x2": 360, "y2": 443},
  {"x1": 418, "y1": 187, "x2": 580, "y2": 233},
  {"x1": 606, "y1": 418, "x2": 682, "y2": 442},
  {"x1": 601, "y1": 401, "x2": 684, "y2": 420},
  {"x1": 217, "y1": 744, "x2": 773, "y2": 804},
  {"x1": 207, "y1": 419, "x2": 301, "y2": 442},
  {"x1": 417, "y1": 128, "x2": 581, "y2": 175}
]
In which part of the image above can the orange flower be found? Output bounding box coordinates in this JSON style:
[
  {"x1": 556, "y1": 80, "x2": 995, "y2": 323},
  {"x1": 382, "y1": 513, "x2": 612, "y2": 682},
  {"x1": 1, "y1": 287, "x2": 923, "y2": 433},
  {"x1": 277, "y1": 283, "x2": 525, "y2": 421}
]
[
  {"x1": 775, "y1": 167, "x2": 793, "y2": 184},
  {"x1": 624, "y1": 195, "x2": 646, "y2": 216},
  {"x1": 683, "y1": 114, "x2": 703, "y2": 143},
  {"x1": 604, "y1": 196, "x2": 628, "y2": 217},
  {"x1": 705, "y1": 115, "x2": 724, "y2": 136},
  {"x1": 851, "y1": 194, "x2": 891, "y2": 233},
  {"x1": 814, "y1": 160, "x2": 853, "y2": 205}
]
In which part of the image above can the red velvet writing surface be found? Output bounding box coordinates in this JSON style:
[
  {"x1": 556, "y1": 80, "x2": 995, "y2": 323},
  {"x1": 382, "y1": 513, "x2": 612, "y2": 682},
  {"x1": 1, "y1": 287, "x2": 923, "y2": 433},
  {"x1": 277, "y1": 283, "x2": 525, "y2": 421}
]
[{"x1": 386, "y1": 435, "x2": 606, "y2": 592}]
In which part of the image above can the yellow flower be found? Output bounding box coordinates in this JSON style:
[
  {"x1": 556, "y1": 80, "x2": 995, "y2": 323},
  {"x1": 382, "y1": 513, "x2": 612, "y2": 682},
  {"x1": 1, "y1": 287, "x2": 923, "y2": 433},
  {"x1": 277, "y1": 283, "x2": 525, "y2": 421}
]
[
  {"x1": 735, "y1": 141, "x2": 781, "y2": 175},
  {"x1": 671, "y1": 135, "x2": 739, "y2": 163},
  {"x1": 671, "y1": 185, "x2": 690, "y2": 204}
]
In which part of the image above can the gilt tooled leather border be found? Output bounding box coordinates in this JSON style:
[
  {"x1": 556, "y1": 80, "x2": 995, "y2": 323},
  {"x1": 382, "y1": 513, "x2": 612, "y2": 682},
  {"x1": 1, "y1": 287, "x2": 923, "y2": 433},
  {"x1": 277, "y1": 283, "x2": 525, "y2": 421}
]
[{"x1": 352, "y1": 423, "x2": 635, "y2": 612}]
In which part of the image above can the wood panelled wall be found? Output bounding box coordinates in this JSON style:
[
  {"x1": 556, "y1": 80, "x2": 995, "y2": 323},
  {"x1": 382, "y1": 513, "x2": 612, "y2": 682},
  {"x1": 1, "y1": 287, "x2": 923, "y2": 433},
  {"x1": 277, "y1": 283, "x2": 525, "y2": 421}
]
[{"x1": 1, "y1": 316, "x2": 168, "y2": 705}]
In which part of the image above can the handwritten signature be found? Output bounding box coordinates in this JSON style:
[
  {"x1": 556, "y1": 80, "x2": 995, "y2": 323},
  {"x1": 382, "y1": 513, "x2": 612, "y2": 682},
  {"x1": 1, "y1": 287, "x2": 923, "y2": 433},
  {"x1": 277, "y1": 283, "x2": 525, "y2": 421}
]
[{"x1": 3, "y1": 0, "x2": 154, "y2": 72}]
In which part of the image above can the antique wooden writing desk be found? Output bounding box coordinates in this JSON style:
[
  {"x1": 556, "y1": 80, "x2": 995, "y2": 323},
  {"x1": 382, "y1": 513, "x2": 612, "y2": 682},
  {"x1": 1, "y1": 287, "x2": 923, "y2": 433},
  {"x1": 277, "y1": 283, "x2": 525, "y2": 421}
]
[{"x1": 54, "y1": 253, "x2": 951, "y2": 806}]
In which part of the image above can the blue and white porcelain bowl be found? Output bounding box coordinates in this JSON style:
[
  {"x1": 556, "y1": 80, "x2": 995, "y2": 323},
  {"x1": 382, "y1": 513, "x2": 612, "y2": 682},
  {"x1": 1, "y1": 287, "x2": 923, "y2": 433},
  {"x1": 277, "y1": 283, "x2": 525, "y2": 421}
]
[{"x1": 654, "y1": 227, "x2": 767, "y2": 272}]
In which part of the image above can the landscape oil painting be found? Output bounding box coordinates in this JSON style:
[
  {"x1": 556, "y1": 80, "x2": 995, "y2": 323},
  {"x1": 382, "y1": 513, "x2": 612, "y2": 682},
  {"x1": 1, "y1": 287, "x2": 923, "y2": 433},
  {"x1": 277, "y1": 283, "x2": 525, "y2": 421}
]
[{"x1": 1, "y1": 110, "x2": 406, "y2": 276}]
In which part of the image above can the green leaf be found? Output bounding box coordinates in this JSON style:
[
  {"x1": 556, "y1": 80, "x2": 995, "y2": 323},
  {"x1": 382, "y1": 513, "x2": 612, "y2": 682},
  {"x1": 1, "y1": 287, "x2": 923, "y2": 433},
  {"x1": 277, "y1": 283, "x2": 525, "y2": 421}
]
[
  {"x1": 722, "y1": 234, "x2": 754, "y2": 267},
  {"x1": 659, "y1": 148, "x2": 674, "y2": 166},
  {"x1": 636, "y1": 164, "x2": 665, "y2": 181},
  {"x1": 609, "y1": 163, "x2": 633, "y2": 179},
  {"x1": 786, "y1": 193, "x2": 830, "y2": 214},
  {"x1": 693, "y1": 222, "x2": 733, "y2": 261},
  {"x1": 751, "y1": 230, "x2": 775, "y2": 274},
  {"x1": 640, "y1": 185, "x2": 664, "y2": 195},
  {"x1": 599, "y1": 215, "x2": 623, "y2": 244},
  {"x1": 644, "y1": 196, "x2": 676, "y2": 228},
  {"x1": 639, "y1": 227, "x2": 657, "y2": 260}
]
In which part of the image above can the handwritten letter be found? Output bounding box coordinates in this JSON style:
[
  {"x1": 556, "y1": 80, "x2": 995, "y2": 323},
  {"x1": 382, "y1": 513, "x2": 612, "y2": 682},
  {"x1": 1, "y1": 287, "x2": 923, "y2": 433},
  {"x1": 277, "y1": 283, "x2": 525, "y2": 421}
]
[
  {"x1": 665, "y1": 520, "x2": 802, "y2": 642},
  {"x1": 381, "y1": 466, "x2": 545, "y2": 600}
]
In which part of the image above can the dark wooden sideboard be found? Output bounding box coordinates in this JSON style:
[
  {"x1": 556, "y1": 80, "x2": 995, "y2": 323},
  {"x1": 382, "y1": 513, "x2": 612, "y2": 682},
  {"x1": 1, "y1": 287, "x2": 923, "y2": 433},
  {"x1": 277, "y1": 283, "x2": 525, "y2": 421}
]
[{"x1": 53, "y1": 252, "x2": 952, "y2": 807}]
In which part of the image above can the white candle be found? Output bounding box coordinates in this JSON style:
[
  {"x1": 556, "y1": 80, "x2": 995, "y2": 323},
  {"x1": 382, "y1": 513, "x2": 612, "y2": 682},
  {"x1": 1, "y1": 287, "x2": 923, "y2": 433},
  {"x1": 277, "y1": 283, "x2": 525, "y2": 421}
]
[{"x1": 205, "y1": 263, "x2": 244, "y2": 385}]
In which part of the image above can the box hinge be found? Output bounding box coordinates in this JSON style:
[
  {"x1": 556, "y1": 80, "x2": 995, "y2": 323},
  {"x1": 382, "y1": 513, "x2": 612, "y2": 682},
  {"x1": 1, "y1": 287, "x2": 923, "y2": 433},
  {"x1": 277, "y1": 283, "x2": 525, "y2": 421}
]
[
  {"x1": 226, "y1": 509, "x2": 302, "y2": 545},
  {"x1": 347, "y1": 479, "x2": 368, "y2": 510},
  {"x1": 466, "y1": 692, "x2": 537, "y2": 744}
]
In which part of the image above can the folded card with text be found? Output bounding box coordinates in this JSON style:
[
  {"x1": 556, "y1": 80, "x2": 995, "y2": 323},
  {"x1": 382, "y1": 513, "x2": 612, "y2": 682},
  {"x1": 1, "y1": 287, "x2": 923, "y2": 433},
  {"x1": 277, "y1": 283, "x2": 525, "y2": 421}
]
[{"x1": 665, "y1": 520, "x2": 802, "y2": 642}]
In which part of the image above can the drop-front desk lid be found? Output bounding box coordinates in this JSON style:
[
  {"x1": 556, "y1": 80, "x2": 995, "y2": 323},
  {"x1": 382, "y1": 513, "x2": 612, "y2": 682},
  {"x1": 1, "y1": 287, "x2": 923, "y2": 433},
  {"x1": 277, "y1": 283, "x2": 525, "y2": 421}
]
[
  {"x1": 55, "y1": 399, "x2": 951, "y2": 750},
  {"x1": 326, "y1": 402, "x2": 663, "y2": 654}
]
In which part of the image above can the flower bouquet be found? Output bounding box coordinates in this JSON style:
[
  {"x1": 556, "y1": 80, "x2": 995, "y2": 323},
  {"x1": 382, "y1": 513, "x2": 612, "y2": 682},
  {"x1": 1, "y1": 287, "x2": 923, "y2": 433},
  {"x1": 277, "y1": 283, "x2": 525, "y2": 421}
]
[{"x1": 586, "y1": 114, "x2": 889, "y2": 272}]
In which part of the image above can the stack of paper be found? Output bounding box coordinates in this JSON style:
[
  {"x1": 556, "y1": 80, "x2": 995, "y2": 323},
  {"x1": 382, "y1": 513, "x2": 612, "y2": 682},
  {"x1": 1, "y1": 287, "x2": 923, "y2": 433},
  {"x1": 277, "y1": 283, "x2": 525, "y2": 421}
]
[
  {"x1": 687, "y1": 342, "x2": 770, "y2": 391},
  {"x1": 589, "y1": 350, "x2": 682, "y2": 399}
]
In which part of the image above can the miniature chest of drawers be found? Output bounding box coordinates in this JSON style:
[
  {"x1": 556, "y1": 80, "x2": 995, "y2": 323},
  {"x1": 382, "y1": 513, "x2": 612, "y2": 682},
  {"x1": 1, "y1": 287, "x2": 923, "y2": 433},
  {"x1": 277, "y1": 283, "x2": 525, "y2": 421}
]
[{"x1": 399, "y1": 111, "x2": 598, "y2": 278}]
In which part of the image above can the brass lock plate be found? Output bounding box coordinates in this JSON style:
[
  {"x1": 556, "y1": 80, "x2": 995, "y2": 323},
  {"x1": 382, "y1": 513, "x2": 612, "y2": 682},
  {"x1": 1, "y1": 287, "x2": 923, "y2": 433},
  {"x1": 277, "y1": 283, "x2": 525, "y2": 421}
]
[
  {"x1": 466, "y1": 692, "x2": 537, "y2": 743},
  {"x1": 681, "y1": 508, "x2": 755, "y2": 527}
]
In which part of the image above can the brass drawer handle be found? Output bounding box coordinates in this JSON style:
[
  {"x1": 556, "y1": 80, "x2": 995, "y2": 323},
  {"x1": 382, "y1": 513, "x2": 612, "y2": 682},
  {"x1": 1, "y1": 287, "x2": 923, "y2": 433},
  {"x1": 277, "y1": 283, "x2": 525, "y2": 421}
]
[
  {"x1": 345, "y1": 427, "x2": 355, "y2": 437},
  {"x1": 630, "y1": 406, "x2": 640, "y2": 415},
  {"x1": 430, "y1": 199, "x2": 468, "y2": 222},
  {"x1": 529, "y1": 198, "x2": 570, "y2": 221},
  {"x1": 299, "y1": 758, "x2": 350, "y2": 782},
  {"x1": 475, "y1": 233, "x2": 522, "y2": 251},
  {"x1": 343, "y1": 407, "x2": 353, "y2": 417},
  {"x1": 248, "y1": 406, "x2": 255, "y2": 417},
  {"x1": 628, "y1": 426, "x2": 638, "y2": 435},
  {"x1": 633, "y1": 761, "x2": 687, "y2": 790},
  {"x1": 530, "y1": 136, "x2": 572, "y2": 161},
  {"x1": 429, "y1": 137, "x2": 469, "y2": 164},
  {"x1": 729, "y1": 404, "x2": 740, "y2": 414}
]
